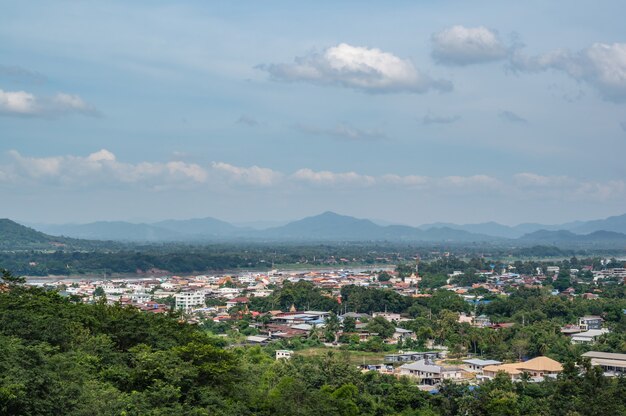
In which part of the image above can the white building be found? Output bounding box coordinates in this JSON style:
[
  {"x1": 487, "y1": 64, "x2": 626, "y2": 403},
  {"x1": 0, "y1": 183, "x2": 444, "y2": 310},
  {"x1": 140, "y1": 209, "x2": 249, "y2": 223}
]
[
  {"x1": 399, "y1": 360, "x2": 463, "y2": 385},
  {"x1": 463, "y1": 359, "x2": 502, "y2": 374},
  {"x1": 571, "y1": 329, "x2": 610, "y2": 344},
  {"x1": 276, "y1": 350, "x2": 294, "y2": 360},
  {"x1": 175, "y1": 291, "x2": 205, "y2": 313}
]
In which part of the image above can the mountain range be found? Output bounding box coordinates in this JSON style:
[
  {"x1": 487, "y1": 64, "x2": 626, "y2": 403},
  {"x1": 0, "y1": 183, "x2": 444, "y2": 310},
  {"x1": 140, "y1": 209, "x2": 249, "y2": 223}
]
[{"x1": 19, "y1": 211, "x2": 626, "y2": 245}]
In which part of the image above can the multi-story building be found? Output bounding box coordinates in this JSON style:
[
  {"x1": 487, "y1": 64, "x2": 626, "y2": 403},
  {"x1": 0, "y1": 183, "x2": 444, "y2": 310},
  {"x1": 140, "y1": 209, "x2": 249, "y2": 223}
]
[{"x1": 175, "y1": 291, "x2": 205, "y2": 313}]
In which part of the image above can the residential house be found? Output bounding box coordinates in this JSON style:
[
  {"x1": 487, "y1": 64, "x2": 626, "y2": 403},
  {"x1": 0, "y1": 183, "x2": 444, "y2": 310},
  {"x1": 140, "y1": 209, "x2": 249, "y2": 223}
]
[
  {"x1": 399, "y1": 360, "x2": 463, "y2": 385},
  {"x1": 482, "y1": 356, "x2": 563, "y2": 381},
  {"x1": 578, "y1": 315, "x2": 603, "y2": 330},
  {"x1": 275, "y1": 350, "x2": 294, "y2": 360},
  {"x1": 571, "y1": 328, "x2": 610, "y2": 344},
  {"x1": 581, "y1": 351, "x2": 626, "y2": 376},
  {"x1": 463, "y1": 359, "x2": 503, "y2": 374}
]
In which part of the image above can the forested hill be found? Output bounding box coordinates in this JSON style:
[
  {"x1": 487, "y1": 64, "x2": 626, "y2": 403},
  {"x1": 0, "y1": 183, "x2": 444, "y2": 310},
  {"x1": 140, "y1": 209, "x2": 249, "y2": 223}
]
[
  {"x1": 0, "y1": 281, "x2": 625, "y2": 415},
  {"x1": 0, "y1": 219, "x2": 117, "y2": 250}
]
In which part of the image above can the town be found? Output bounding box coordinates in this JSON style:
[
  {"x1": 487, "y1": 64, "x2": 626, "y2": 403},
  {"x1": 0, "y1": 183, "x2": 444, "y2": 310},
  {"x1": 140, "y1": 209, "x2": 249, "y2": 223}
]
[{"x1": 26, "y1": 257, "x2": 626, "y2": 391}]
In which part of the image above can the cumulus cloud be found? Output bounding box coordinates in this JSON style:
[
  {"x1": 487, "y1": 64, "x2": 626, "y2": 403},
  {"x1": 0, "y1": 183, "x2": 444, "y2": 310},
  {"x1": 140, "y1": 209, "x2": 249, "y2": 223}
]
[
  {"x1": 259, "y1": 43, "x2": 452, "y2": 94},
  {"x1": 499, "y1": 110, "x2": 528, "y2": 124},
  {"x1": 0, "y1": 88, "x2": 98, "y2": 117},
  {"x1": 422, "y1": 114, "x2": 461, "y2": 125},
  {"x1": 292, "y1": 168, "x2": 376, "y2": 187},
  {"x1": 431, "y1": 26, "x2": 509, "y2": 66},
  {"x1": 510, "y1": 42, "x2": 626, "y2": 102},
  {"x1": 1, "y1": 150, "x2": 624, "y2": 202},
  {"x1": 4, "y1": 149, "x2": 208, "y2": 187},
  {"x1": 513, "y1": 173, "x2": 626, "y2": 201},
  {"x1": 295, "y1": 122, "x2": 387, "y2": 141},
  {"x1": 211, "y1": 162, "x2": 282, "y2": 187}
]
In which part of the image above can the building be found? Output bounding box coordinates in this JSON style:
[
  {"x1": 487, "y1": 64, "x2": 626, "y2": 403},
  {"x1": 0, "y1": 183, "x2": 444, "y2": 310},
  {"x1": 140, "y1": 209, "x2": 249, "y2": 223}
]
[
  {"x1": 482, "y1": 356, "x2": 563, "y2": 381},
  {"x1": 275, "y1": 350, "x2": 294, "y2": 360},
  {"x1": 226, "y1": 296, "x2": 249, "y2": 309},
  {"x1": 581, "y1": 351, "x2": 626, "y2": 377},
  {"x1": 384, "y1": 351, "x2": 443, "y2": 363},
  {"x1": 578, "y1": 315, "x2": 603, "y2": 330},
  {"x1": 571, "y1": 328, "x2": 610, "y2": 344},
  {"x1": 463, "y1": 359, "x2": 503, "y2": 374},
  {"x1": 175, "y1": 291, "x2": 205, "y2": 313},
  {"x1": 392, "y1": 328, "x2": 416, "y2": 342},
  {"x1": 399, "y1": 360, "x2": 463, "y2": 385}
]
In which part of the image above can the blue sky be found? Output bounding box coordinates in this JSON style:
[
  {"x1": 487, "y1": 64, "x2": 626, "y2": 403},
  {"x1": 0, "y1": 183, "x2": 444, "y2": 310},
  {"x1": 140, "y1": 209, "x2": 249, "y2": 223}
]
[{"x1": 1, "y1": 1, "x2": 625, "y2": 225}]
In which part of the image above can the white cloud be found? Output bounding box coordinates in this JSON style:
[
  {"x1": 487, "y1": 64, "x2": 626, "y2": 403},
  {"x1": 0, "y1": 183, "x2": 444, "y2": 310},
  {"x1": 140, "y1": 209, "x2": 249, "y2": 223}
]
[
  {"x1": 514, "y1": 173, "x2": 570, "y2": 187},
  {"x1": 4, "y1": 149, "x2": 208, "y2": 187},
  {"x1": 1, "y1": 150, "x2": 624, "y2": 202},
  {"x1": 0, "y1": 88, "x2": 98, "y2": 117},
  {"x1": 510, "y1": 43, "x2": 626, "y2": 102},
  {"x1": 292, "y1": 168, "x2": 376, "y2": 187},
  {"x1": 0, "y1": 89, "x2": 37, "y2": 114},
  {"x1": 431, "y1": 26, "x2": 509, "y2": 66},
  {"x1": 381, "y1": 174, "x2": 430, "y2": 187},
  {"x1": 295, "y1": 122, "x2": 387, "y2": 141},
  {"x1": 211, "y1": 162, "x2": 282, "y2": 187},
  {"x1": 259, "y1": 43, "x2": 452, "y2": 94}
]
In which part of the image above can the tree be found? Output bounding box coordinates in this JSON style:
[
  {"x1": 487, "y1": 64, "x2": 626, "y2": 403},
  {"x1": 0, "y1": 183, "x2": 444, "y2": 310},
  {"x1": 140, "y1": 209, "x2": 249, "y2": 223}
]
[
  {"x1": 378, "y1": 271, "x2": 392, "y2": 282},
  {"x1": 93, "y1": 286, "x2": 106, "y2": 298},
  {"x1": 0, "y1": 268, "x2": 25, "y2": 285},
  {"x1": 367, "y1": 316, "x2": 395, "y2": 339},
  {"x1": 342, "y1": 316, "x2": 356, "y2": 333}
]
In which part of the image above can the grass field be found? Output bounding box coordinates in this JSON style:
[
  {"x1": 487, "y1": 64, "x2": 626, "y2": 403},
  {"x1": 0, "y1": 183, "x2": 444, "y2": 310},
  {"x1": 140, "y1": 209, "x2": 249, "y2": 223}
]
[{"x1": 295, "y1": 347, "x2": 388, "y2": 365}]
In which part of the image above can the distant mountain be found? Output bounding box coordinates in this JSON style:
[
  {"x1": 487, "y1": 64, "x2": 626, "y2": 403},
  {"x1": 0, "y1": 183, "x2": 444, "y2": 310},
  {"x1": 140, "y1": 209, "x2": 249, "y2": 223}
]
[
  {"x1": 519, "y1": 229, "x2": 626, "y2": 245},
  {"x1": 0, "y1": 219, "x2": 60, "y2": 248},
  {"x1": 568, "y1": 213, "x2": 626, "y2": 234},
  {"x1": 24, "y1": 211, "x2": 626, "y2": 244},
  {"x1": 419, "y1": 221, "x2": 522, "y2": 238},
  {"x1": 260, "y1": 212, "x2": 498, "y2": 242},
  {"x1": 0, "y1": 219, "x2": 110, "y2": 250},
  {"x1": 418, "y1": 214, "x2": 624, "y2": 239},
  {"x1": 154, "y1": 217, "x2": 245, "y2": 237},
  {"x1": 38, "y1": 221, "x2": 182, "y2": 242}
]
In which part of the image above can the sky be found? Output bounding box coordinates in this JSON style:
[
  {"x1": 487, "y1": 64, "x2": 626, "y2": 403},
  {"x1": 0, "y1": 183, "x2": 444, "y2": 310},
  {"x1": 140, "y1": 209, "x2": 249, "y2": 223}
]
[{"x1": 1, "y1": 0, "x2": 626, "y2": 226}]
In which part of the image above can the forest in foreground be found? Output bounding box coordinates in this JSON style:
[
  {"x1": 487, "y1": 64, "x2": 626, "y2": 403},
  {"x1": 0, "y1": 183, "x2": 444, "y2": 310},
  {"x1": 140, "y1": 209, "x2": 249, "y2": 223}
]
[{"x1": 1, "y1": 273, "x2": 625, "y2": 416}]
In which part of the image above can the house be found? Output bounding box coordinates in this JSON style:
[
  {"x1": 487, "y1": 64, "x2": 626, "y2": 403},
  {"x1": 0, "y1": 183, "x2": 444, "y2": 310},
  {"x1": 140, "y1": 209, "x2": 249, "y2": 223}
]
[
  {"x1": 571, "y1": 328, "x2": 610, "y2": 344},
  {"x1": 246, "y1": 335, "x2": 270, "y2": 345},
  {"x1": 275, "y1": 350, "x2": 294, "y2": 360},
  {"x1": 392, "y1": 328, "x2": 416, "y2": 342},
  {"x1": 581, "y1": 351, "x2": 626, "y2": 376},
  {"x1": 385, "y1": 351, "x2": 443, "y2": 363},
  {"x1": 473, "y1": 314, "x2": 491, "y2": 327},
  {"x1": 482, "y1": 356, "x2": 563, "y2": 381},
  {"x1": 463, "y1": 359, "x2": 503, "y2": 374},
  {"x1": 399, "y1": 360, "x2": 463, "y2": 385},
  {"x1": 578, "y1": 315, "x2": 603, "y2": 330},
  {"x1": 226, "y1": 296, "x2": 249, "y2": 309}
]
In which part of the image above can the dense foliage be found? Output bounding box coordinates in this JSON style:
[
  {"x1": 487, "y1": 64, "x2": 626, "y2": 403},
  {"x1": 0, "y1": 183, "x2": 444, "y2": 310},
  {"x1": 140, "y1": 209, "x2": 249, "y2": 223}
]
[
  {"x1": 1, "y1": 277, "x2": 626, "y2": 415},
  {"x1": 3, "y1": 240, "x2": 624, "y2": 276}
]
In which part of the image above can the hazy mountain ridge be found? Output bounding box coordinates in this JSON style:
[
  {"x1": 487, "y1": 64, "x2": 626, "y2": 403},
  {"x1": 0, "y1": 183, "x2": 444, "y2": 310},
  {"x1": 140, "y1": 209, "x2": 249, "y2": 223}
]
[{"x1": 18, "y1": 211, "x2": 626, "y2": 244}]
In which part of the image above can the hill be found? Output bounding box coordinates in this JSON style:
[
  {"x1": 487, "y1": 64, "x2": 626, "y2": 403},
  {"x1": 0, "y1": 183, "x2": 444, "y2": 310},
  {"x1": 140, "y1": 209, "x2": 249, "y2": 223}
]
[
  {"x1": 0, "y1": 219, "x2": 60, "y2": 249},
  {"x1": 519, "y1": 229, "x2": 626, "y2": 246},
  {"x1": 261, "y1": 212, "x2": 498, "y2": 242},
  {"x1": 38, "y1": 221, "x2": 183, "y2": 242}
]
